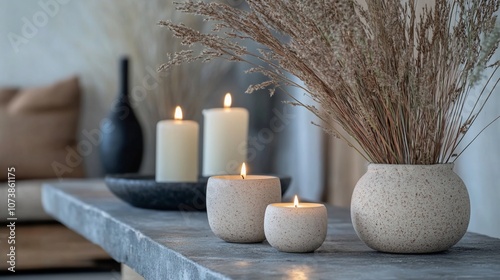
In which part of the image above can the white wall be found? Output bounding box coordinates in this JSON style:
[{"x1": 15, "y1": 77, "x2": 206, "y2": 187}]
[
  {"x1": 455, "y1": 50, "x2": 500, "y2": 238},
  {"x1": 0, "y1": 0, "x2": 233, "y2": 178},
  {"x1": 273, "y1": 79, "x2": 325, "y2": 202},
  {"x1": 0, "y1": 0, "x2": 154, "y2": 177}
]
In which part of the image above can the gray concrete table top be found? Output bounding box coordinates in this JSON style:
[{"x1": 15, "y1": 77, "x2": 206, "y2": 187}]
[{"x1": 42, "y1": 180, "x2": 500, "y2": 280}]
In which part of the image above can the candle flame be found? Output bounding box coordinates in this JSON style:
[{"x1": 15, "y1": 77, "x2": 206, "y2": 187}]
[
  {"x1": 224, "y1": 93, "x2": 232, "y2": 108},
  {"x1": 240, "y1": 162, "x2": 246, "y2": 179},
  {"x1": 174, "y1": 106, "x2": 183, "y2": 120},
  {"x1": 294, "y1": 195, "x2": 299, "y2": 208}
]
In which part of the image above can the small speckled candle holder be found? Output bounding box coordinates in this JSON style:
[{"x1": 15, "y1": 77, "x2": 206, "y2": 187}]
[
  {"x1": 264, "y1": 197, "x2": 327, "y2": 253},
  {"x1": 206, "y1": 175, "x2": 281, "y2": 243}
]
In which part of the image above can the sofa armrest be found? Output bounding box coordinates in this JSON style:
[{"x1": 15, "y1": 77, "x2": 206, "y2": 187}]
[{"x1": 0, "y1": 179, "x2": 59, "y2": 222}]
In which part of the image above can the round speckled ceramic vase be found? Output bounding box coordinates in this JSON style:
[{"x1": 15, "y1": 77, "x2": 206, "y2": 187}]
[
  {"x1": 351, "y1": 164, "x2": 470, "y2": 253},
  {"x1": 207, "y1": 175, "x2": 281, "y2": 243}
]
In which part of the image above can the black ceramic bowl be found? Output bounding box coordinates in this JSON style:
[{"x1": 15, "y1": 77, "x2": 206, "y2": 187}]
[{"x1": 105, "y1": 174, "x2": 291, "y2": 211}]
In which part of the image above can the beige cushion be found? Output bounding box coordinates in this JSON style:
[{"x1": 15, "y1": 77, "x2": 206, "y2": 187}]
[
  {"x1": 0, "y1": 179, "x2": 53, "y2": 221},
  {"x1": 0, "y1": 77, "x2": 85, "y2": 180}
]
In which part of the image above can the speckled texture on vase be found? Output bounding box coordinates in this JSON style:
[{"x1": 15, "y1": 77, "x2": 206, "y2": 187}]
[
  {"x1": 264, "y1": 203, "x2": 327, "y2": 253},
  {"x1": 351, "y1": 163, "x2": 470, "y2": 253},
  {"x1": 207, "y1": 175, "x2": 281, "y2": 243}
]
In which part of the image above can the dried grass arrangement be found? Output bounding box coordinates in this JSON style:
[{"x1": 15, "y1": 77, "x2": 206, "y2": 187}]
[{"x1": 159, "y1": 0, "x2": 500, "y2": 164}]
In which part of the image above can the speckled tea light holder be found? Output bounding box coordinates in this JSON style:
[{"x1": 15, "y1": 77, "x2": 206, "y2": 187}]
[
  {"x1": 206, "y1": 175, "x2": 281, "y2": 243},
  {"x1": 264, "y1": 202, "x2": 327, "y2": 253}
]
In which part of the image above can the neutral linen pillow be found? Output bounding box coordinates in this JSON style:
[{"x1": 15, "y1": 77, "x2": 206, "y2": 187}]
[{"x1": 0, "y1": 76, "x2": 85, "y2": 180}]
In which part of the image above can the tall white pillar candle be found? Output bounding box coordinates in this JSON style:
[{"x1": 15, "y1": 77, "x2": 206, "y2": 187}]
[
  {"x1": 202, "y1": 93, "x2": 249, "y2": 176},
  {"x1": 156, "y1": 106, "x2": 199, "y2": 182}
]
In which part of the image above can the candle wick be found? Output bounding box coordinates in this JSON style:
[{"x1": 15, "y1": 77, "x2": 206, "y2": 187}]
[
  {"x1": 295, "y1": 205, "x2": 297, "y2": 208},
  {"x1": 241, "y1": 175, "x2": 245, "y2": 179}
]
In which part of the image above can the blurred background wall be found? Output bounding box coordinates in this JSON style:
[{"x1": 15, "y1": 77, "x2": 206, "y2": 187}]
[
  {"x1": 0, "y1": 0, "x2": 498, "y2": 239},
  {"x1": 0, "y1": 0, "x2": 278, "y2": 177}
]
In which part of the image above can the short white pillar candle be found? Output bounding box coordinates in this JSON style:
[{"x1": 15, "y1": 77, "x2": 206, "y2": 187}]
[
  {"x1": 155, "y1": 106, "x2": 199, "y2": 182},
  {"x1": 206, "y1": 163, "x2": 281, "y2": 243},
  {"x1": 264, "y1": 195, "x2": 327, "y2": 253}
]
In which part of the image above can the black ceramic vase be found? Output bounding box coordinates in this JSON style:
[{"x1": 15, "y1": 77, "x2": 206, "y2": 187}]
[{"x1": 100, "y1": 57, "x2": 143, "y2": 174}]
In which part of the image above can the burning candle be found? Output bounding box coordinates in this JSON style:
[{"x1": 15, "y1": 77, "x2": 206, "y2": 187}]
[
  {"x1": 155, "y1": 106, "x2": 199, "y2": 182},
  {"x1": 206, "y1": 163, "x2": 281, "y2": 243},
  {"x1": 202, "y1": 93, "x2": 249, "y2": 176},
  {"x1": 264, "y1": 195, "x2": 327, "y2": 252}
]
